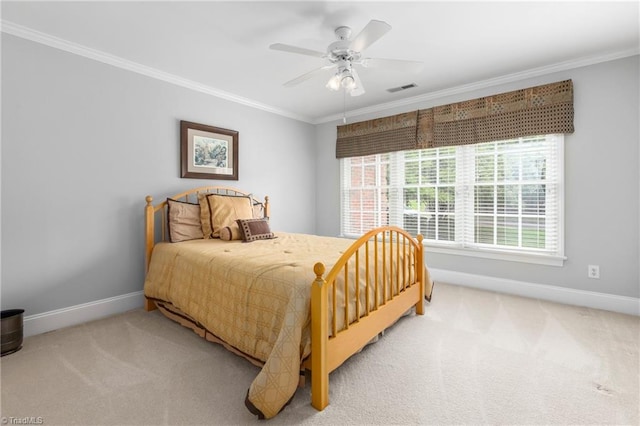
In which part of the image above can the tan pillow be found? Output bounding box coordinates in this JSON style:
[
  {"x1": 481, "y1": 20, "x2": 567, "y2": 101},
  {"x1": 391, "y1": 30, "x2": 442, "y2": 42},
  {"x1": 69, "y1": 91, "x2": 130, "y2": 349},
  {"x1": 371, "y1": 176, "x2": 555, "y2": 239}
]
[
  {"x1": 236, "y1": 218, "x2": 275, "y2": 242},
  {"x1": 219, "y1": 223, "x2": 243, "y2": 241},
  {"x1": 206, "y1": 194, "x2": 253, "y2": 238},
  {"x1": 197, "y1": 193, "x2": 213, "y2": 239},
  {"x1": 167, "y1": 198, "x2": 203, "y2": 242}
]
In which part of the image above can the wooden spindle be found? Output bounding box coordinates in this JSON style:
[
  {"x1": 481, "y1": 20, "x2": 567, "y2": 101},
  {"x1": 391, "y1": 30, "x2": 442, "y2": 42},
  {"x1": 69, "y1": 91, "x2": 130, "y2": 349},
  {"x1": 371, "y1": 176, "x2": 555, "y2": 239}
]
[
  {"x1": 374, "y1": 236, "x2": 379, "y2": 310},
  {"x1": 355, "y1": 249, "x2": 360, "y2": 321},
  {"x1": 382, "y1": 231, "x2": 387, "y2": 304},
  {"x1": 365, "y1": 241, "x2": 370, "y2": 316},
  {"x1": 332, "y1": 277, "x2": 337, "y2": 337},
  {"x1": 343, "y1": 263, "x2": 349, "y2": 330}
]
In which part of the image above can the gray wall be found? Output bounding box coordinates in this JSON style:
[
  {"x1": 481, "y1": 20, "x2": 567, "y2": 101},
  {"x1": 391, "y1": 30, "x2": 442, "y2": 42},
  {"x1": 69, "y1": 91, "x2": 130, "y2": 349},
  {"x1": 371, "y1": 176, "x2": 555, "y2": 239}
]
[
  {"x1": 1, "y1": 34, "x2": 316, "y2": 315},
  {"x1": 315, "y1": 55, "x2": 640, "y2": 299},
  {"x1": 2, "y1": 33, "x2": 638, "y2": 320}
]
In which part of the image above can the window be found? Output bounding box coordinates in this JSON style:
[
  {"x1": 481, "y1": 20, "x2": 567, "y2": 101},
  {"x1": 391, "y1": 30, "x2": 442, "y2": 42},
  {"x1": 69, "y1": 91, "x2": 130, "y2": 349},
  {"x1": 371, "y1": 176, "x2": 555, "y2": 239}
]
[{"x1": 340, "y1": 135, "x2": 564, "y2": 265}]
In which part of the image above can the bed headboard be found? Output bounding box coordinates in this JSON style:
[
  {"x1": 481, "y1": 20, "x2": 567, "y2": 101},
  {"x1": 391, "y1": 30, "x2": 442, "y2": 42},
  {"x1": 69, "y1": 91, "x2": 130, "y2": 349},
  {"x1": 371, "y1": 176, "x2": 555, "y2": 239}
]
[{"x1": 144, "y1": 186, "x2": 269, "y2": 272}]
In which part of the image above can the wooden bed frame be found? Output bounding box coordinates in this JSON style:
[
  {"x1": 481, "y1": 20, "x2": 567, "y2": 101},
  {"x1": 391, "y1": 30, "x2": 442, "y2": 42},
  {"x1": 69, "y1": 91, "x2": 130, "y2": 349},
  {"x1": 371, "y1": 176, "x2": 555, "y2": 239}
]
[{"x1": 144, "y1": 186, "x2": 425, "y2": 412}]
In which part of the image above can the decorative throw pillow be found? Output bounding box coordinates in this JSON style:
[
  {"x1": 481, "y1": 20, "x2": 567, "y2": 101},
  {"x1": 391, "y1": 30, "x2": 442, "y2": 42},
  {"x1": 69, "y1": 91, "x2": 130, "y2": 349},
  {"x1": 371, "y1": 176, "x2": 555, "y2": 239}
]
[
  {"x1": 236, "y1": 218, "x2": 276, "y2": 242},
  {"x1": 167, "y1": 198, "x2": 203, "y2": 243},
  {"x1": 219, "y1": 223, "x2": 243, "y2": 241},
  {"x1": 206, "y1": 194, "x2": 254, "y2": 238}
]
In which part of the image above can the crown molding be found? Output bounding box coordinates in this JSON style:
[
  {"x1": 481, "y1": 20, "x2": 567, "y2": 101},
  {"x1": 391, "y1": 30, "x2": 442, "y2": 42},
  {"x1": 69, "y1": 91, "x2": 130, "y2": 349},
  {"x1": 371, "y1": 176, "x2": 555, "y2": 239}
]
[
  {"x1": 1, "y1": 20, "x2": 315, "y2": 124},
  {"x1": 314, "y1": 47, "x2": 640, "y2": 125},
  {"x1": 3, "y1": 20, "x2": 637, "y2": 127}
]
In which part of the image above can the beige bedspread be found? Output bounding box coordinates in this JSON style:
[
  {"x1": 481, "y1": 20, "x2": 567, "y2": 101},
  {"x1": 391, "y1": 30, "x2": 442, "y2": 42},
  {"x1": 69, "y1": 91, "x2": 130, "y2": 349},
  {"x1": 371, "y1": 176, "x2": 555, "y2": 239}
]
[{"x1": 144, "y1": 232, "x2": 431, "y2": 418}]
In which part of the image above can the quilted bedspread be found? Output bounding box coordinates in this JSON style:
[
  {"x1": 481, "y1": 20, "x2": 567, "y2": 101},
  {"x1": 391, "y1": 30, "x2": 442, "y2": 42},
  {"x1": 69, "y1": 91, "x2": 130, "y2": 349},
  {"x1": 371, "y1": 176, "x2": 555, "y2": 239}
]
[{"x1": 144, "y1": 232, "x2": 431, "y2": 418}]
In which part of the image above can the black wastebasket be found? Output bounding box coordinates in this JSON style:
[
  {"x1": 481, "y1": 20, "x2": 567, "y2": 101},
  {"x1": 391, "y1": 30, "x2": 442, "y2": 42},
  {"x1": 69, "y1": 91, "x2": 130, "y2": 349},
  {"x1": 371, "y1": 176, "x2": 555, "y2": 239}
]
[{"x1": 1, "y1": 309, "x2": 25, "y2": 356}]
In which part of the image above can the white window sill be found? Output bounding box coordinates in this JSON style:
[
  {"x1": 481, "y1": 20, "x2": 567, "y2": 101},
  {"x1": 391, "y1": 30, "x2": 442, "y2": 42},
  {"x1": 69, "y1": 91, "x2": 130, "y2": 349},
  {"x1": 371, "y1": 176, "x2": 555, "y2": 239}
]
[
  {"x1": 340, "y1": 233, "x2": 566, "y2": 267},
  {"x1": 423, "y1": 244, "x2": 566, "y2": 267}
]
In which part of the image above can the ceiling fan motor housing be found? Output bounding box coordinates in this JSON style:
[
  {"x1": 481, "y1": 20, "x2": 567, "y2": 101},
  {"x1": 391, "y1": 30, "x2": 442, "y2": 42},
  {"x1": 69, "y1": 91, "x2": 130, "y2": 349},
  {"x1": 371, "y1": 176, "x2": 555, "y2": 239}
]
[
  {"x1": 327, "y1": 41, "x2": 353, "y2": 60},
  {"x1": 327, "y1": 26, "x2": 362, "y2": 63}
]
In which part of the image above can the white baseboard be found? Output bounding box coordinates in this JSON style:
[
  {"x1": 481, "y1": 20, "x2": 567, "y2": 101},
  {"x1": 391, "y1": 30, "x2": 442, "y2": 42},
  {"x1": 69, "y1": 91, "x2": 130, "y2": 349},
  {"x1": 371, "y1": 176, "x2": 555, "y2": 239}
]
[
  {"x1": 20, "y1": 272, "x2": 639, "y2": 338},
  {"x1": 23, "y1": 291, "x2": 145, "y2": 337},
  {"x1": 430, "y1": 268, "x2": 640, "y2": 316}
]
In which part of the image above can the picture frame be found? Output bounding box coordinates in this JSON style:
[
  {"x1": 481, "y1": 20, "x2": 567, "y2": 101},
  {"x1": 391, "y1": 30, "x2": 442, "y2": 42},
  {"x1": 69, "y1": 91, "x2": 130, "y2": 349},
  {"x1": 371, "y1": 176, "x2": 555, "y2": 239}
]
[{"x1": 180, "y1": 120, "x2": 239, "y2": 180}]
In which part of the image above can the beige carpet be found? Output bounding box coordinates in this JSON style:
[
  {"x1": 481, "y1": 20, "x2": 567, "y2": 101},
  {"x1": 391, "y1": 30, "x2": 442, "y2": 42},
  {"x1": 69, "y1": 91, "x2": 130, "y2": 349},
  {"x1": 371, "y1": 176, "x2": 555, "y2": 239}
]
[{"x1": 1, "y1": 283, "x2": 638, "y2": 425}]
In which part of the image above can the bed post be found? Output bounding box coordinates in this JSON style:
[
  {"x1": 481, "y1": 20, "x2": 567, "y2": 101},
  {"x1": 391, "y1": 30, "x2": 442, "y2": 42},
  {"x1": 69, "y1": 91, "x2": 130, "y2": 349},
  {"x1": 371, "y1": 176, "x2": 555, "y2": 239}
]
[
  {"x1": 310, "y1": 262, "x2": 329, "y2": 410},
  {"x1": 144, "y1": 196, "x2": 158, "y2": 312},
  {"x1": 264, "y1": 196, "x2": 270, "y2": 219},
  {"x1": 145, "y1": 196, "x2": 155, "y2": 273},
  {"x1": 415, "y1": 234, "x2": 425, "y2": 315}
]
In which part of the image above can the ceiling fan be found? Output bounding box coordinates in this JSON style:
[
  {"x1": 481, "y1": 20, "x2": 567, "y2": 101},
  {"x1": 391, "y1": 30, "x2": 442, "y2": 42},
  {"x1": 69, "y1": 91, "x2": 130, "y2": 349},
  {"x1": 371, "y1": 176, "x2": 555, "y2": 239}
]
[{"x1": 270, "y1": 20, "x2": 424, "y2": 97}]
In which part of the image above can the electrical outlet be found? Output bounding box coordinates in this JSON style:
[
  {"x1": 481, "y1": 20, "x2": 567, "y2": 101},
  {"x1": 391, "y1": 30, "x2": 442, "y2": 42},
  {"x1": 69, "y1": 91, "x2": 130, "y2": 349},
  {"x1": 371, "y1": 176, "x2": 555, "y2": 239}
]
[{"x1": 588, "y1": 265, "x2": 600, "y2": 279}]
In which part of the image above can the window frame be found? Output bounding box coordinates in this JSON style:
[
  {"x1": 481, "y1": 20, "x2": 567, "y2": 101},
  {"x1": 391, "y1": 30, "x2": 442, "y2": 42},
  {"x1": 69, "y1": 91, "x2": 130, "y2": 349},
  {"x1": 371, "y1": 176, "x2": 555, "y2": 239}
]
[{"x1": 340, "y1": 135, "x2": 566, "y2": 267}]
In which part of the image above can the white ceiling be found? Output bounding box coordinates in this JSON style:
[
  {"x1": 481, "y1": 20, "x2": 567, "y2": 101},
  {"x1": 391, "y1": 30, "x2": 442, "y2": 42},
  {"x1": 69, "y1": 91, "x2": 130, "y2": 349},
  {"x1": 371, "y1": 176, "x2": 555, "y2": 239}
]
[{"x1": 2, "y1": 1, "x2": 639, "y2": 123}]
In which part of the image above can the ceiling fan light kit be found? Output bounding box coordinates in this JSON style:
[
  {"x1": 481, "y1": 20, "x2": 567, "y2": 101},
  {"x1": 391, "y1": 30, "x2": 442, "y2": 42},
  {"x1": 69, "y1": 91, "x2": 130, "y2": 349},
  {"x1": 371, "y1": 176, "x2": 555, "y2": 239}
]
[
  {"x1": 326, "y1": 62, "x2": 357, "y2": 92},
  {"x1": 325, "y1": 74, "x2": 341, "y2": 91},
  {"x1": 341, "y1": 74, "x2": 356, "y2": 90},
  {"x1": 270, "y1": 19, "x2": 423, "y2": 97}
]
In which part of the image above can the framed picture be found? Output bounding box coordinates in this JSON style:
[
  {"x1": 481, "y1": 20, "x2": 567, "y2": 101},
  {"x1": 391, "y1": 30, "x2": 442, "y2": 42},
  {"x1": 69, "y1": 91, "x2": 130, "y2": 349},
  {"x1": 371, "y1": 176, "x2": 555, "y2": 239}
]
[{"x1": 180, "y1": 120, "x2": 238, "y2": 180}]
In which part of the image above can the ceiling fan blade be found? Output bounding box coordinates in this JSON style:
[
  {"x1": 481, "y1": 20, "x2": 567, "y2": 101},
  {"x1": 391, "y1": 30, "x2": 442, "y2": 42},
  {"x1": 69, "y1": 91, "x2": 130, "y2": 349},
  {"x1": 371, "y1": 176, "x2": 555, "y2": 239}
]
[
  {"x1": 283, "y1": 65, "x2": 336, "y2": 87},
  {"x1": 269, "y1": 43, "x2": 326, "y2": 58},
  {"x1": 349, "y1": 68, "x2": 365, "y2": 97},
  {"x1": 361, "y1": 57, "x2": 424, "y2": 73},
  {"x1": 349, "y1": 20, "x2": 391, "y2": 52}
]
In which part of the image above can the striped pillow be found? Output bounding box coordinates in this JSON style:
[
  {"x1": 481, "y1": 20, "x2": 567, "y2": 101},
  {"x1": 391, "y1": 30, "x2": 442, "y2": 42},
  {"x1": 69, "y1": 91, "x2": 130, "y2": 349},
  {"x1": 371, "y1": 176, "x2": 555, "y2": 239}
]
[{"x1": 219, "y1": 223, "x2": 242, "y2": 241}]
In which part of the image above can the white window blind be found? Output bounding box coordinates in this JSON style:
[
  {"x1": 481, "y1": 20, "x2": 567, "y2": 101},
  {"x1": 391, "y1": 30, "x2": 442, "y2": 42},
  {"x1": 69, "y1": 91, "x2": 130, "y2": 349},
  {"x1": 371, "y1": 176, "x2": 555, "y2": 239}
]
[{"x1": 340, "y1": 135, "x2": 564, "y2": 262}]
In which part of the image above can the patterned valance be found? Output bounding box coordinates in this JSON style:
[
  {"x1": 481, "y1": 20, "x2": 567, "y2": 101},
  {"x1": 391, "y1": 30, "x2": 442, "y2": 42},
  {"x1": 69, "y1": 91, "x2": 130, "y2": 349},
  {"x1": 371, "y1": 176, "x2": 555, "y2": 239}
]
[
  {"x1": 335, "y1": 80, "x2": 574, "y2": 158},
  {"x1": 336, "y1": 111, "x2": 418, "y2": 158},
  {"x1": 418, "y1": 79, "x2": 574, "y2": 148}
]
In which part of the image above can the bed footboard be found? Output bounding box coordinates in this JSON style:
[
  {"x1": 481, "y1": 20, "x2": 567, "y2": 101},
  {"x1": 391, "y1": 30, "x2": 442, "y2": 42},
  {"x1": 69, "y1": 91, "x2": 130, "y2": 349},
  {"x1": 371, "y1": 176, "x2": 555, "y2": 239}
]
[{"x1": 307, "y1": 226, "x2": 425, "y2": 410}]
